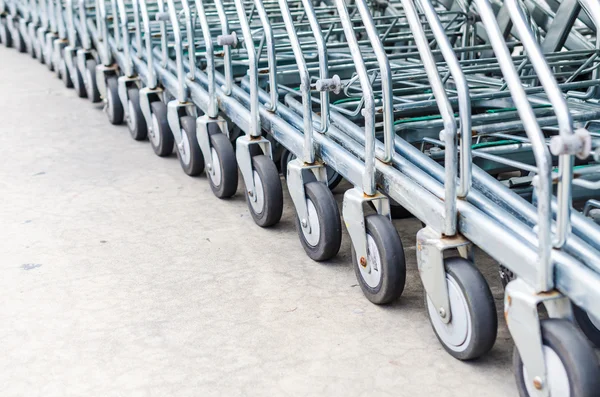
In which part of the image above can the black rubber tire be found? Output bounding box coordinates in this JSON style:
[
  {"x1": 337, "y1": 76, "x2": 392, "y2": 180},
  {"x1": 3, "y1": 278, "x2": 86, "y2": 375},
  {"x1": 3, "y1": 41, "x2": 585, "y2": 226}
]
[
  {"x1": 514, "y1": 319, "x2": 600, "y2": 397},
  {"x1": 32, "y1": 32, "x2": 42, "y2": 62},
  {"x1": 246, "y1": 154, "x2": 283, "y2": 227},
  {"x1": 351, "y1": 214, "x2": 406, "y2": 305},
  {"x1": 85, "y1": 59, "x2": 101, "y2": 103},
  {"x1": 105, "y1": 76, "x2": 124, "y2": 125},
  {"x1": 27, "y1": 32, "x2": 35, "y2": 58},
  {"x1": 295, "y1": 181, "x2": 342, "y2": 261},
  {"x1": 60, "y1": 58, "x2": 73, "y2": 88},
  {"x1": 45, "y1": 40, "x2": 54, "y2": 71},
  {"x1": 126, "y1": 87, "x2": 148, "y2": 141},
  {"x1": 16, "y1": 30, "x2": 26, "y2": 52},
  {"x1": 573, "y1": 305, "x2": 600, "y2": 349},
  {"x1": 149, "y1": 101, "x2": 174, "y2": 157},
  {"x1": 72, "y1": 65, "x2": 87, "y2": 98},
  {"x1": 425, "y1": 257, "x2": 497, "y2": 360},
  {"x1": 207, "y1": 131, "x2": 238, "y2": 198},
  {"x1": 177, "y1": 115, "x2": 204, "y2": 176},
  {"x1": 0, "y1": 21, "x2": 12, "y2": 48}
]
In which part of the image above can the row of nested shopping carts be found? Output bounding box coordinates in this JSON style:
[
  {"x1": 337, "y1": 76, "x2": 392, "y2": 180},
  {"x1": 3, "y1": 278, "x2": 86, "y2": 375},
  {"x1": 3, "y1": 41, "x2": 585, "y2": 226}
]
[{"x1": 2, "y1": 0, "x2": 600, "y2": 394}]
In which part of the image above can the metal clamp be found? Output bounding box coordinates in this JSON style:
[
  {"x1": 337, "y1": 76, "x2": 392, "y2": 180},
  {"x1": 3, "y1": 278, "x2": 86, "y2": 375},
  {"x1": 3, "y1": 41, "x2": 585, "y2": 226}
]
[
  {"x1": 217, "y1": 32, "x2": 238, "y2": 48},
  {"x1": 550, "y1": 128, "x2": 592, "y2": 160},
  {"x1": 155, "y1": 12, "x2": 169, "y2": 21},
  {"x1": 315, "y1": 75, "x2": 341, "y2": 94}
]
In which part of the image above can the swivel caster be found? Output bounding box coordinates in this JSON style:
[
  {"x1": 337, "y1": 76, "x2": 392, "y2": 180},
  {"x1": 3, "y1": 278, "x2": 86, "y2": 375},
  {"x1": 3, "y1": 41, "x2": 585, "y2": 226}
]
[
  {"x1": 513, "y1": 319, "x2": 600, "y2": 397},
  {"x1": 295, "y1": 180, "x2": 341, "y2": 261},
  {"x1": 176, "y1": 116, "x2": 204, "y2": 176},
  {"x1": 60, "y1": 59, "x2": 73, "y2": 88},
  {"x1": 425, "y1": 257, "x2": 497, "y2": 360},
  {"x1": 15, "y1": 30, "x2": 26, "y2": 52},
  {"x1": 85, "y1": 59, "x2": 101, "y2": 103},
  {"x1": 126, "y1": 87, "x2": 147, "y2": 141},
  {"x1": 206, "y1": 125, "x2": 238, "y2": 198},
  {"x1": 351, "y1": 214, "x2": 406, "y2": 304},
  {"x1": 245, "y1": 154, "x2": 283, "y2": 227},
  {"x1": 105, "y1": 76, "x2": 124, "y2": 125},
  {"x1": 149, "y1": 101, "x2": 174, "y2": 156},
  {"x1": 72, "y1": 65, "x2": 87, "y2": 98},
  {"x1": 0, "y1": 21, "x2": 11, "y2": 48}
]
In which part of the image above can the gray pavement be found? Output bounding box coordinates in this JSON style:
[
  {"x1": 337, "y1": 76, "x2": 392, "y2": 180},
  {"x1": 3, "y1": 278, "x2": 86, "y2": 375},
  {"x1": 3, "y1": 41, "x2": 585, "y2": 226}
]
[{"x1": 0, "y1": 45, "x2": 516, "y2": 396}]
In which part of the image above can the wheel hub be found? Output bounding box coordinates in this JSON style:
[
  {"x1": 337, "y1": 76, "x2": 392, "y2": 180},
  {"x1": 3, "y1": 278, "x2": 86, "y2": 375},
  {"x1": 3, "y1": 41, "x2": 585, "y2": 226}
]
[
  {"x1": 209, "y1": 147, "x2": 221, "y2": 186},
  {"x1": 301, "y1": 198, "x2": 320, "y2": 247},
  {"x1": 358, "y1": 234, "x2": 382, "y2": 288},
  {"x1": 523, "y1": 346, "x2": 569, "y2": 397},
  {"x1": 426, "y1": 275, "x2": 471, "y2": 351},
  {"x1": 249, "y1": 170, "x2": 265, "y2": 212},
  {"x1": 127, "y1": 101, "x2": 136, "y2": 131},
  {"x1": 150, "y1": 114, "x2": 161, "y2": 146}
]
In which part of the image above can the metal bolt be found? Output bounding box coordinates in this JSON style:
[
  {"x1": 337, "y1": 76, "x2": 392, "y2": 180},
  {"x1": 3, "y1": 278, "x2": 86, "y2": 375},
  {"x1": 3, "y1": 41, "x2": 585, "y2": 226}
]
[
  {"x1": 533, "y1": 377, "x2": 543, "y2": 390},
  {"x1": 438, "y1": 308, "x2": 446, "y2": 318},
  {"x1": 301, "y1": 219, "x2": 308, "y2": 228},
  {"x1": 359, "y1": 257, "x2": 367, "y2": 267}
]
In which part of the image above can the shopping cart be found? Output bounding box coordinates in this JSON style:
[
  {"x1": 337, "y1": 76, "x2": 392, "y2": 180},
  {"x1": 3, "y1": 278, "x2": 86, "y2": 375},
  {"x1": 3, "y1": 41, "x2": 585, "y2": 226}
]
[{"x1": 5, "y1": 0, "x2": 600, "y2": 395}]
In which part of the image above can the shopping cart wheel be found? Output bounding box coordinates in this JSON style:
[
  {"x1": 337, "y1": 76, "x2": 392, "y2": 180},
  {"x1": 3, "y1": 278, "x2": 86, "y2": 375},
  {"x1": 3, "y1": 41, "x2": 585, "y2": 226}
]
[
  {"x1": 177, "y1": 116, "x2": 204, "y2": 176},
  {"x1": 72, "y1": 66, "x2": 87, "y2": 98},
  {"x1": 513, "y1": 319, "x2": 600, "y2": 397},
  {"x1": 126, "y1": 88, "x2": 147, "y2": 141},
  {"x1": 573, "y1": 305, "x2": 600, "y2": 349},
  {"x1": 352, "y1": 214, "x2": 405, "y2": 304},
  {"x1": 15, "y1": 30, "x2": 25, "y2": 52},
  {"x1": 85, "y1": 59, "x2": 101, "y2": 103},
  {"x1": 105, "y1": 76, "x2": 123, "y2": 125},
  {"x1": 246, "y1": 155, "x2": 283, "y2": 227},
  {"x1": 280, "y1": 148, "x2": 343, "y2": 190},
  {"x1": 149, "y1": 101, "x2": 173, "y2": 156},
  {"x1": 295, "y1": 181, "x2": 341, "y2": 261},
  {"x1": 35, "y1": 38, "x2": 43, "y2": 64},
  {"x1": 0, "y1": 21, "x2": 12, "y2": 48},
  {"x1": 27, "y1": 36, "x2": 35, "y2": 58},
  {"x1": 60, "y1": 59, "x2": 73, "y2": 88},
  {"x1": 207, "y1": 131, "x2": 238, "y2": 198},
  {"x1": 425, "y1": 257, "x2": 497, "y2": 360}
]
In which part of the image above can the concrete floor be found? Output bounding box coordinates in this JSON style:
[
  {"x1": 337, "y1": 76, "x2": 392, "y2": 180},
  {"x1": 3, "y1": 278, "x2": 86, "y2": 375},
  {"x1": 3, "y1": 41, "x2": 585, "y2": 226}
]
[{"x1": 0, "y1": 45, "x2": 517, "y2": 396}]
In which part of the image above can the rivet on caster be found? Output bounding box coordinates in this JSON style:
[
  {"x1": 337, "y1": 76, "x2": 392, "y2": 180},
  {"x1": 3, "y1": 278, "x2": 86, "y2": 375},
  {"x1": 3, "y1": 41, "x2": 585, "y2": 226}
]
[
  {"x1": 287, "y1": 159, "x2": 341, "y2": 261},
  {"x1": 237, "y1": 135, "x2": 283, "y2": 227},
  {"x1": 167, "y1": 101, "x2": 204, "y2": 176},
  {"x1": 344, "y1": 188, "x2": 406, "y2": 304},
  {"x1": 506, "y1": 278, "x2": 600, "y2": 397},
  {"x1": 197, "y1": 115, "x2": 238, "y2": 198}
]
